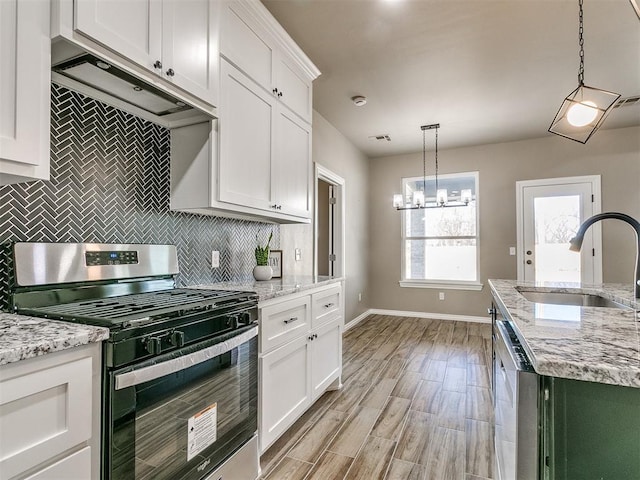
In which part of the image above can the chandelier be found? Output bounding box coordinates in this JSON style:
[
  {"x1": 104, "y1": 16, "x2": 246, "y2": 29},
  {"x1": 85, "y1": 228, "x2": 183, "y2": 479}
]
[{"x1": 392, "y1": 124, "x2": 471, "y2": 210}]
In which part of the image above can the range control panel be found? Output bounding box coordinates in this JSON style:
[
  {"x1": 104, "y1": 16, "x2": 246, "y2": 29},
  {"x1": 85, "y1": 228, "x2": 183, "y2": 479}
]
[{"x1": 85, "y1": 250, "x2": 139, "y2": 266}]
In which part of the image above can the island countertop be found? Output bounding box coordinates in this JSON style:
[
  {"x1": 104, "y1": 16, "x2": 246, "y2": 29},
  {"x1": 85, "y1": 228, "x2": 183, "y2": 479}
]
[
  {"x1": 0, "y1": 312, "x2": 109, "y2": 366},
  {"x1": 489, "y1": 279, "x2": 640, "y2": 388},
  {"x1": 193, "y1": 275, "x2": 343, "y2": 302}
]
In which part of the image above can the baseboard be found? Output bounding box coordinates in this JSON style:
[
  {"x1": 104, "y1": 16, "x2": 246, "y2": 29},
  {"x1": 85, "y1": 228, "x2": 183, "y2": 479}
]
[
  {"x1": 346, "y1": 308, "x2": 489, "y2": 328},
  {"x1": 344, "y1": 310, "x2": 372, "y2": 331}
]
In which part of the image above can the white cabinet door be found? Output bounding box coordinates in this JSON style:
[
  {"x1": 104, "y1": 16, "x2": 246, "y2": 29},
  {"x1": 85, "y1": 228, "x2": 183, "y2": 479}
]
[
  {"x1": 162, "y1": 0, "x2": 220, "y2": 106},
  {"x1": 273, "y1": 107, "x2": 311, "y2": 218},
  {"x1": 220, "y1": 1, "x2": 274, "y2": 90},
  {"x1": 24, "y1": 447, "x2": 92, "y2": 480},
  {"x1": 275, "y1": 55, "x2": 312, "y2": 123},
  {"x1": 74, "y1": 0, "x2": 162, "y2": 72},
  {"x1": 0, "y1": 0, "x2": 50, "y2": 185},
  {"x1": 218, "y1": 59, "x2": 274, "y2": 212},
  {"x1": 310, "y1": 318, "x2": 342, "y2": 400},
  {"x1": 260, "y1": 335, "x2": 311, "y2": 452}
]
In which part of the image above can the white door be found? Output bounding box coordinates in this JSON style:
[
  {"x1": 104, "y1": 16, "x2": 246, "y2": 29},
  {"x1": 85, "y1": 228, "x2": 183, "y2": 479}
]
[
  {"x1": 0, "y1": 0, "x2": 50, "y2": 184},
  {"x1": 517, "y1": 176, "x2": 602, "y2": 284},
  {"x1": 218, "y1": 59, "x2": 273, "y2": 211},
  {"x1": 162, "y1": 0, "x2": 219, "y2": 106},
  {"x1": 273, "y1": 106, "x2": 311, "y2": 218},
  {"x1": 310, "y1": 318, "x2": 342, "y2": 400},
  {"x1": 74, "y1": 0, "x2": 162, "y2": 72}
]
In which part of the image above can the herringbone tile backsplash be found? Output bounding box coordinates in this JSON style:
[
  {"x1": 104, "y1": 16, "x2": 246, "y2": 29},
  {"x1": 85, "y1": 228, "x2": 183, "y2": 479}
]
[{"x1": 0, "y1": 84, "x2": 279, "y2": 310}]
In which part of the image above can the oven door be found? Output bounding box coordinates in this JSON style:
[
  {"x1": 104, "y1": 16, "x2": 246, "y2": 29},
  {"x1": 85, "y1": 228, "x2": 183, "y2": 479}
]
[{"x1": 106, "y1": 325, "x2": 258, "y2": 480}]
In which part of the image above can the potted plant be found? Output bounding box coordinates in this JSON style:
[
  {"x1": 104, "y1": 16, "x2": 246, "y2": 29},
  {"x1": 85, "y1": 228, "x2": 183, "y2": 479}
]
[{"x1": 253, "y1": 231, "x2": 273, "y2": 281}]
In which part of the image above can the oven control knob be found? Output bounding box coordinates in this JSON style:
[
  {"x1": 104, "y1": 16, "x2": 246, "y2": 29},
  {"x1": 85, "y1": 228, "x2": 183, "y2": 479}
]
[
  {"x1": 227, "y1": 315, "x2": 239, "y2": 330},
  {"x1": 144, "y1": 336, "x2": 162, "y2": 355},
  {"x1": 170, "y1": 330, "x2": 185, "y2": 348},
  {"x1": 239, "y1": 311, "x2": 253, "y2": 325}
]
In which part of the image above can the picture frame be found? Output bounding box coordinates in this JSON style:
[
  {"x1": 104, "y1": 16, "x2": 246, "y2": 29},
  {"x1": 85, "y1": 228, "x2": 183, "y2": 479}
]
[{"x1": 268, "y1": 250, "x2": 282, "y2": 278}]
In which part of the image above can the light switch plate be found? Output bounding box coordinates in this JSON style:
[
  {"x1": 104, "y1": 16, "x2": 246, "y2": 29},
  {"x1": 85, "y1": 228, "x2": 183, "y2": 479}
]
[
  {"x1": 295, "y1": 248, "x2": 301, "y2": 261},
  {"x1": 211, "y1": 250, "x2": 220, "y2": 268},
  {"x1": 509, "y1": 247, "x2": 516, "y2": 256}
]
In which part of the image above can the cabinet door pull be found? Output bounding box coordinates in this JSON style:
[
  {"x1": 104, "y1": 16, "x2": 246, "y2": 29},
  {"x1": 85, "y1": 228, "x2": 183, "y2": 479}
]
[
  {"x1": 153, "y1": 60, "x2": 162, "y2": 69},
  {"x1": 313, "y1": 333, "x2": 318, "y2": 339},
  {"x1": 283, "y1": 317, "x2": 298, "y2": 324},
  {"x1": 324, "y1": 302, "x2": 335, "y2": 308},
  {"x1": 273, "y1": 87, "x2": 278, "y2": 95},
  {"x1": 166, "y1": 68, "x2": 175, "y2": 77},
  {"x1": 278, "y1": 91, "x2": 283, "y2": 98}
]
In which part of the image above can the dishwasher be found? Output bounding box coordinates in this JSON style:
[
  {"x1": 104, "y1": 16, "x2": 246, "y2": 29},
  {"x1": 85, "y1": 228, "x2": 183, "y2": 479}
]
[{"x1": 492, "y1": 307, "x2": 540, "y2": 480}]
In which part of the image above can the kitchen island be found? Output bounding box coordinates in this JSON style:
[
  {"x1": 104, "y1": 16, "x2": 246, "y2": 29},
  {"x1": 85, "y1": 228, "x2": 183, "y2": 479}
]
[
  {"x1": 489, "y1": 279, "x2": 640, "y2": 480},
  {"x1": 489, "y1": 279, "x2": 639, "y2": 388}
]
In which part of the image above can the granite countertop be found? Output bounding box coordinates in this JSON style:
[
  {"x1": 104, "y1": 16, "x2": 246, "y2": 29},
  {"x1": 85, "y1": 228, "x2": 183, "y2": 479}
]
[
  {"x1": 489, "y1": 279, "x2": 640, "y2": 388},
  {"x1": 0, "y1": 312, "x2": 109, "y2": 367},
  {"x1": 194, "y1": 275, "x2": 343, "y2": 302}
]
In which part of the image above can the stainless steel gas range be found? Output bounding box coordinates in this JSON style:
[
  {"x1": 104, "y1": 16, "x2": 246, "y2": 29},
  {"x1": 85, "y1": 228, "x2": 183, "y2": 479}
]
[{"x1": 9, "y1": 242, "x2": 260, "y2": 480}]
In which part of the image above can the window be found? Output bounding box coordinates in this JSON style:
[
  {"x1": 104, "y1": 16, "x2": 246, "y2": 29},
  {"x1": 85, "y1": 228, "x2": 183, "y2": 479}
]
[{"x1": 400, "y1": 172, "x2": 482, "y2": 290}]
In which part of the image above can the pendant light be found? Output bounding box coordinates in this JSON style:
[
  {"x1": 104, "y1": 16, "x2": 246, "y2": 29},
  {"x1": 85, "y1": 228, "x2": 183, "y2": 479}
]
[
  {"x1": 548, "y1": 0, "x2": 621, "y2": 143},
  {"x1": 392, "y1": 124, "x2": 471, "y2": 210}
]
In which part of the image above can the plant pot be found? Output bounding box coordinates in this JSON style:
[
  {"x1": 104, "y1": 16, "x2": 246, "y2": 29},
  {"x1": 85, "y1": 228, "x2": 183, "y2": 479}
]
[{"x1": 253, "y1": 265, "x2": 273, "y2": 281}]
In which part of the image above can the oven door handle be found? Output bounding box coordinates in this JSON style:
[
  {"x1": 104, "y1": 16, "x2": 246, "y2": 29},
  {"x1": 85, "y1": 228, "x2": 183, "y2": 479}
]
[{"x1": 114, "y1": 326, "x2": 258, "y2": 390}]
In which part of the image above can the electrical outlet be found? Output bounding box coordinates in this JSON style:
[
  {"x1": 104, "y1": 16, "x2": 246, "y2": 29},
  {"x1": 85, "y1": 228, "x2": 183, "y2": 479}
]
[
  {"x1": 358, "y1": 293, "x2": 362, "y2": 302},
  {"x1": 211, "y1": 250, "x2": 219, "y2": 268},
  {"x1": 295, "y1": 248, "x2": 301, "y2": 261},
  {"x1": 509, "y1": 247, "x2": 516, "y2": 256},
  {"x1": 439, "y1": 292, "x2": 445, "y2": 301}
]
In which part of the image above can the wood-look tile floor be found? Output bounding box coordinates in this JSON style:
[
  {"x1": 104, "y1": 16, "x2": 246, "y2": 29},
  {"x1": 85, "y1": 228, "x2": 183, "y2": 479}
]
[{"x1": 259, "y1": 315, "x2": 495, "y2": 480}]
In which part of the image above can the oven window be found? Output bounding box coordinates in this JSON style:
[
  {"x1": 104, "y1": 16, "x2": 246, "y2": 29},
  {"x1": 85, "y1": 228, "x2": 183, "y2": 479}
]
[{"x1": 109, "y1": 335, "x2": 257, "y2": 480}]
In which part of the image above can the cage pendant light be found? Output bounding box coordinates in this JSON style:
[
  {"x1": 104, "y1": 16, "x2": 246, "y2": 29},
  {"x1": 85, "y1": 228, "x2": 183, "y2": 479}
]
[{"x1": 548, "y1": 0, "x2": 620, "y2": 143}]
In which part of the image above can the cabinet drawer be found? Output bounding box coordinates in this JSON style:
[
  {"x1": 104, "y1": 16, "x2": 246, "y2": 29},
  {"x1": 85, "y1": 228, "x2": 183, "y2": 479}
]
[
  {"x1": 311, "y1": 284, "x2": 342, "y2": 328},
  {"x1": 260, "y1": 296, "x2": 310, "y2": 353},
  {"x1": 0, "y1": 355, "x2": 93, "y2": 480}
]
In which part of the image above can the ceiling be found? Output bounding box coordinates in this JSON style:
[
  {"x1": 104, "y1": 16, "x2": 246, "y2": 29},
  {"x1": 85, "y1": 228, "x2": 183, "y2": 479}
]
[{"x1": 261, "y1": 0, "x2": 640, "y2": 157}]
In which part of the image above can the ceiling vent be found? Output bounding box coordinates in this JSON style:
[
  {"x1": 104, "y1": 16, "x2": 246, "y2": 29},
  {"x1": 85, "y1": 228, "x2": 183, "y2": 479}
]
[
  {"x1": 614, "y1": 95, "x2": 640, "y2": 108},
  {"x1": 369, "y1": 134, "x2": 391, "y2": 142}
]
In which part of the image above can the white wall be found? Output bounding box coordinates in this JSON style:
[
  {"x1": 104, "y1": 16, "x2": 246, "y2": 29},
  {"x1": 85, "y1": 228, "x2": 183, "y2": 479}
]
[{"x1": 368, "y1": 126, "x2": 640, "y2": 317}]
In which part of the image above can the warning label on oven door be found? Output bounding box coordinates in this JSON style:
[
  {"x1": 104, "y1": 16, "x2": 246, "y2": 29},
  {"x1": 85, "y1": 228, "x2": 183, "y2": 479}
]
[{"x1": 187, "y1": 402, "x2": 218, "y2": 461}]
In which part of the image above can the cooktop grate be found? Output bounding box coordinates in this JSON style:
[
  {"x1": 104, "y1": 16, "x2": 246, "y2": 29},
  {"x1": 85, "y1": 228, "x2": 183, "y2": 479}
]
[{"x1": 19, "y1": 288, "x2": 250, "y2": 325}]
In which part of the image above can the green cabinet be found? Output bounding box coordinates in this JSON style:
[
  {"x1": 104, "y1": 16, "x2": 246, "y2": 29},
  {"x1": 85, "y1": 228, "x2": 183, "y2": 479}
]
[{"x1": 543, "y1": 376, "x2": 640, "y2": 480}]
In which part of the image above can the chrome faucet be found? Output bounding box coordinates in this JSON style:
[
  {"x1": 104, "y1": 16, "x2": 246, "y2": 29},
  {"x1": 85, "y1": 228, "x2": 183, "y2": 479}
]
[{"x1": 569, "y1": 212, "x2": 640, "y2": 299}]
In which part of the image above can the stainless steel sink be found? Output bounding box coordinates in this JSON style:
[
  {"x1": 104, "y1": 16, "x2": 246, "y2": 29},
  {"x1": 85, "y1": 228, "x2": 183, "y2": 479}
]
[{"x1": 516, "y1": 289, "x2": 631, "y2": 309}]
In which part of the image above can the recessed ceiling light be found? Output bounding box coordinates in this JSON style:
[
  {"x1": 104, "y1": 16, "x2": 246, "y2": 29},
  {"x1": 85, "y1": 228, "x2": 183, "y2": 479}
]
[{"x1": 351, "y1": 95, "x2": 367, "y2": 107}]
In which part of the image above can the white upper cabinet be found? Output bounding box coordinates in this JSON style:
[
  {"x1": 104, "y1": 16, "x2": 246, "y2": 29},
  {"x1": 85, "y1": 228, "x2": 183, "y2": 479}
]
[
  {"x1": 60, "y1": 0, "x2": 220, "y2": 108},
  {"x1": 273, "y1": 107, "x2": 311, "y2": 218},
  {"x1": 73, "y1": 0, "x2": 162, "y2": 73},
  {"x1": 0, "y1": 0, "x2": 51, "y2": 185},
  {"x1": 220, "y1": 0, "x2": 317, "y2": 124}
]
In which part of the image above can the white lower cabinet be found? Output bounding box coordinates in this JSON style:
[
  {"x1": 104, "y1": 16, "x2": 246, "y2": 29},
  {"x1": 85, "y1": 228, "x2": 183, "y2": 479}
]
[
  {"x1": 259, "y1": 283, "x2": 343, "y2": 453},
  {"x1": 0, "y1": 343, "x2": 102, "y2": 480},
  {"x1": 260, "y1": 335, "x2": 311, "y2": 451}
]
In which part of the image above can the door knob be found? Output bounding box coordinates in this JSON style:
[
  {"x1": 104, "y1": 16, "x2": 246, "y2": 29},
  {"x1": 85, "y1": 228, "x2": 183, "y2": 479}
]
[
  {"x1": 153, "y1": 60, "x2": 162, "y2": 69},
  {"x1": 526, "y1": 250, "x2": 532, "y2": 255},
  {"x1": 526, "y1": 260, "x2": 532, "y2": 265},
  {"x1": 166, "y1": 68, "x2": 175, "y2": 77}
]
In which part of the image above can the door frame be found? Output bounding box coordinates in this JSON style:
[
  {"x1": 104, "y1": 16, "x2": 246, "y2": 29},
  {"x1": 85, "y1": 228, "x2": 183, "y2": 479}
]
[
  {"x1": 515, "y1": 175, "x2": 602, "y2": 283},
  {"x1": 314, "y1": 163, "x2": 345, "y2": 278}
]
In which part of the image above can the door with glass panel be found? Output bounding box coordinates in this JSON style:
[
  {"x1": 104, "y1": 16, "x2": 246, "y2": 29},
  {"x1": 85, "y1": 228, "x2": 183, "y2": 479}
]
[{"x1": 517, "y1": 176, "x2": 601, "y2": 284}]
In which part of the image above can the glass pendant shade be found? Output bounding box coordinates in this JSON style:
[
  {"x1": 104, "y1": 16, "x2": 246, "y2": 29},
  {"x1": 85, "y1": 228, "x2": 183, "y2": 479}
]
[
  {"x1": 549, "y1": 85, "x2": 621, "y2": 144},
  {"x1": 461, "y1": 189, "x2": 472, "y2": 205},
  {"x1": 436, "y1": 189, "x2": 448, "y2": 206},
  {"x1": 393, "y1": 194, "x2": 404, "y2": 208},
  {"x1": 412, "y1": 190, "x2": 425, "y2": 207}
]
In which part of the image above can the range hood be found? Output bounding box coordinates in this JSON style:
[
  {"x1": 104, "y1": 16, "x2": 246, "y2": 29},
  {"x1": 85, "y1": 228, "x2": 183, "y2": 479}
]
[
  {"x1": 50, "y1": 39, "x2": 212, "y2": 127},
  {"x1": 53, "y1": 53, "x2": 191, "y2": 117}
]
